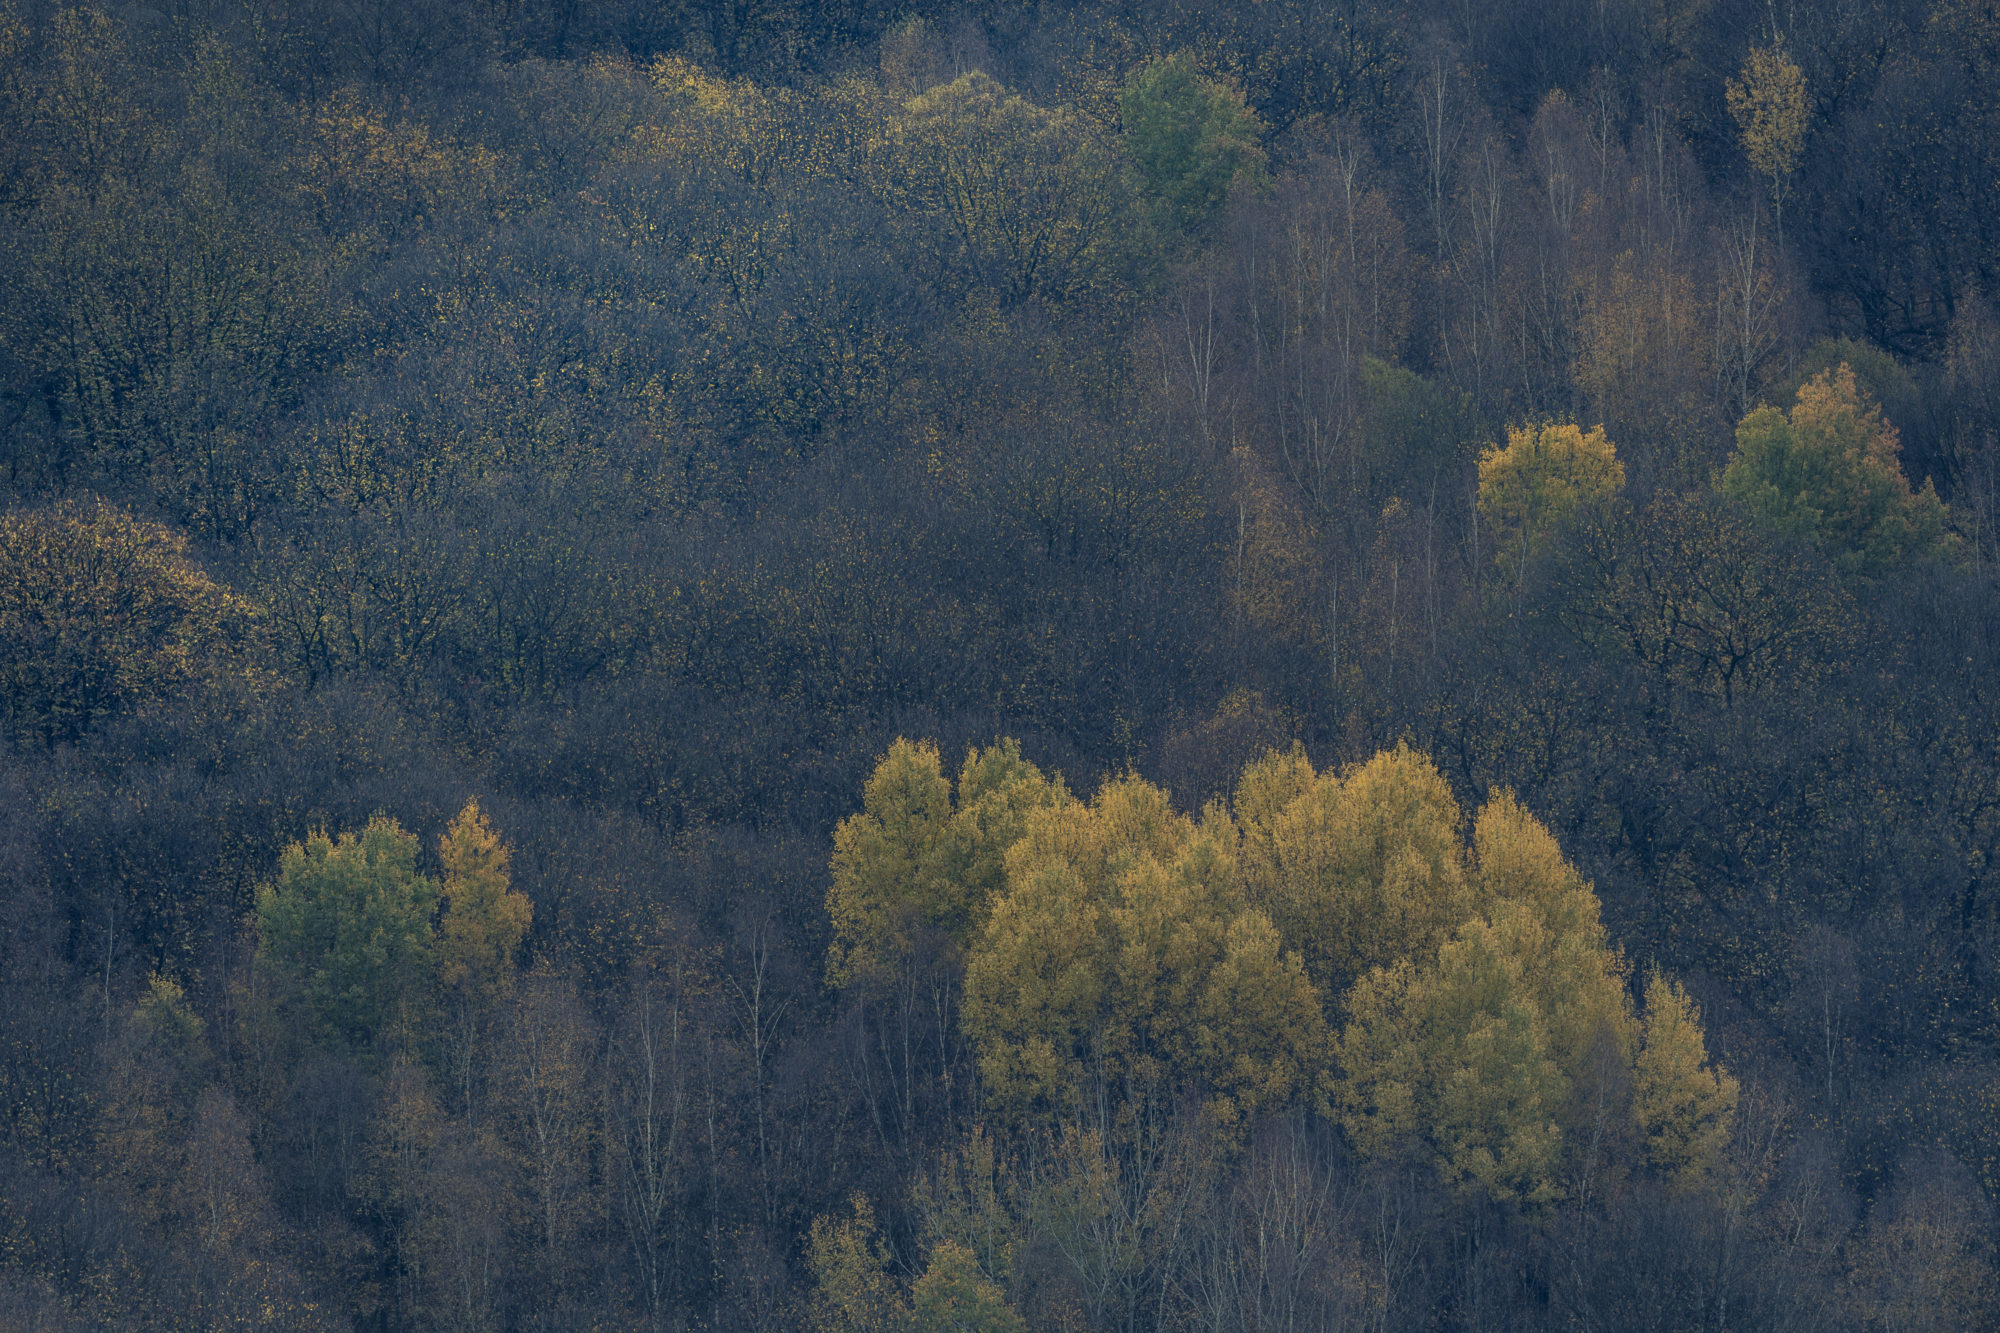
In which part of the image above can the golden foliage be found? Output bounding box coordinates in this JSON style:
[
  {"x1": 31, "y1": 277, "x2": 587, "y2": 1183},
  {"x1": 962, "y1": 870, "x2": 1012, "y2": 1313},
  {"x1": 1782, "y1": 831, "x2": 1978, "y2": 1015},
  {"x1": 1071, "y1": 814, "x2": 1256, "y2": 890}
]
[
  {"x1": 1632, "y1": 972, "x2": 1738, "y2": 1186},
  {"x1": 963, "y1": 773, "x2": 1326, "y2": 1128},
  {"x1": 1237, "y1": 743, "x2": 1470, "y2": 1003},
  {"x1": 1575, "y1": 254, "x2": 1709, "y2": 453},
  {"x1": 1726, "y1": 43, "x2": 1808, "y2": 205},
  {"x1": 302, "y1": 90, "x2": 503, "y2": 236},
  {"x1": 910, "y1": 1240, "x2": 1026, "y2": 1333},
  {"x1": 438, "y1": 798, "x2": 532, "y2": 997},
  {"x1": 827, "y1": 738, "x2": 1062, "y2": 987},
  {"x1": 808, "y1": 1196, "x2": 909, "y2": 1333},
  {"x1": 1333, "y1": 783, "x2": 1643, "y2": 1204},
  {"x1": 1477, "y1": 421, "x2": 1626, "y2": 581}
]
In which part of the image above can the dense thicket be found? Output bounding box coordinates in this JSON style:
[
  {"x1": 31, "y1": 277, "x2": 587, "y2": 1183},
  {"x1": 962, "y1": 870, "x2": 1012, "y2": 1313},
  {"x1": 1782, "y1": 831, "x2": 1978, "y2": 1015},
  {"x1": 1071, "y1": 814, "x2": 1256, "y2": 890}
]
[{"x1": 2, "y1": 0, "x2": 1998, "y2": 1327}]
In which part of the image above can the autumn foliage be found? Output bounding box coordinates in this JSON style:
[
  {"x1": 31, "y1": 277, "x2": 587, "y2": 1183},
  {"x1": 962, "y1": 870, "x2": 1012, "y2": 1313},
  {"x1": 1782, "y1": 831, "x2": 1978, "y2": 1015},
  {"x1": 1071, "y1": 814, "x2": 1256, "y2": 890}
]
[{"x1": 2, "y1": 1, "x2": 1997, "y2": 1328}]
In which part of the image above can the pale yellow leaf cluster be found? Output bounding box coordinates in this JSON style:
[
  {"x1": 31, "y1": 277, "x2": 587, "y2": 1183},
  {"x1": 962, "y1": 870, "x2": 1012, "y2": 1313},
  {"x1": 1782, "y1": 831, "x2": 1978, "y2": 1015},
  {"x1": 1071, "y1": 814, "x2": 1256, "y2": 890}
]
[
  {"x1": 1726, "y1": 43, "x2": 1808, "y2": 196},
  {"x1": 1476, "y1": 421, "x2": 1626, "y2": 580}
]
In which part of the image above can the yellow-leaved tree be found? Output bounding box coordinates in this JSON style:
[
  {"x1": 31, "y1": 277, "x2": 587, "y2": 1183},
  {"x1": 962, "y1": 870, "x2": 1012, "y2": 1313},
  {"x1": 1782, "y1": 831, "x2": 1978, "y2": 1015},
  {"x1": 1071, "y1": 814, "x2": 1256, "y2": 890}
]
[
  {"x1": 438, "y1": 798, "x2": 531, "y2": 997},
  {"x1": 1332, "y1": 779, "x2": 1730, "y2": 1204},
  {"x1": 435, "y1": 798, "x2": 532, "y2": 1115},
  {"x1": 1477, "y1": 422, "x2": 1626, "y2": 584},
  {"x1": 807, "y1": 1194, "x2": 1028, "y2": 1333},
  {"x1": 1236, "y1": 744, "x2": 1472, "y2": 1007},
  {"x1": 1632, "y1": 971, "x2": 1740, "y2": 1186},
  {"x1": 828, "y1": 737, "x2": 1733, "y2": 1202},
  {"x1": 1726, "y1": 40, "x2": 1808, "y2": 240},
  {"x1": 827, "y1": 738, "x2": 1063, "y2": 988},
  {"x1": 963, "y1": 774, "x2": 1326, "y2": 1131}
]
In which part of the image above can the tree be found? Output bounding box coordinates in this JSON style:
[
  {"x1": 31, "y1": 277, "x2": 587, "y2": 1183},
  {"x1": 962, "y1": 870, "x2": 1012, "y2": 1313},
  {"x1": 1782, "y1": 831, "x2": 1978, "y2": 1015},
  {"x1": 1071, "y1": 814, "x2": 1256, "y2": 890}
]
[
  {"x1": 493, "y1": 967, "x2": 597, "y2": 1313},
  {"x1": 1477, "y1": 422, "x2": 1626, "y2": 583},
  {"x1": 1329, "y1": 763, "x2": 1728, "y2": 1205},
  {"x1": 1338, "y1": 908, "x2": 1569, "y2": 1204},
  {"x1": 911, "y1": 1240, "x2": 1026, "y2": 1333},
  {"x1": 827, "y1": 739, "x2": 1060, "y2": 988},
  {"x1": 435, "y1": 798, "x2": 531, "y2": 1116},
  {"x1": 99, "y1": 975, "x2": 211, "y2": 1221},
  {"x1": 1726, "y1": 40, "x2": 1807, "y2": 240},
  {"x1": 879, "y1": 72, "x2": 1135, "y2": 309},
  {"x1": 0, "y1": 500, "x2": 256, "y2": 747},
  {"x1": 254, "y1": 816, "x2": 437, "y2": 1048},
  {"x1": 808, "y1": 1196, "x2": 909, "y2": 1333},
  {"x1": 1631, "y1": 972, "x2": 1738, "y2": 1187},
  {"x1": 1854, "y1": 1151, "x2": 1999, "y2": 1332},
  {"x1": 1555, "y1": 491, "x2": 1855, "y2": 706},
  {"x1": 1236, "y1": 743, "x2": 1471, "y2": 1007},
  {"x1": 1119, "y1": 54, "x2": 1266, "y2": 235},
  {"x1": 963, "y1": 773, "x2": 1327, "y2": 1130},
  {"x1": 1722, "y1": 362, "x2": 1952, "y2": 574},
  {"x1": 437, "y1": 799, "x2": 531, "y2": 997}
]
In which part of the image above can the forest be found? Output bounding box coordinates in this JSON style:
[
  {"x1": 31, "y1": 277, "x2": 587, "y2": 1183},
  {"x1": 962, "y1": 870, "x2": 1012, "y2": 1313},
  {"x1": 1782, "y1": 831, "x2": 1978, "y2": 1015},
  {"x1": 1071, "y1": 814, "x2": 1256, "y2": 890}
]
[{"x1": 1, "y1": 0, "x2": 1998, "y2": 1327}]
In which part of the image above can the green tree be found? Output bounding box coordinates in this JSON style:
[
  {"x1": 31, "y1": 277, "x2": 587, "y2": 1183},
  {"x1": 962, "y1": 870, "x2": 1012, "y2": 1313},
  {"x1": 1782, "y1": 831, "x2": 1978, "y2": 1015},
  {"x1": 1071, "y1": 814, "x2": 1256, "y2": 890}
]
[
  {"x1": 1118, "y1": 54, "x2": 1266, "y2": 234},
  {"x1": 1722, "y1": 363, "x2": 1951, "y2": 574},
  {"x1": 254, "y1": 815, "x2": 438, "y2": 1048},
  {"x1": 1477, "y1": 422, "x2": 1626, "y2": 583}
]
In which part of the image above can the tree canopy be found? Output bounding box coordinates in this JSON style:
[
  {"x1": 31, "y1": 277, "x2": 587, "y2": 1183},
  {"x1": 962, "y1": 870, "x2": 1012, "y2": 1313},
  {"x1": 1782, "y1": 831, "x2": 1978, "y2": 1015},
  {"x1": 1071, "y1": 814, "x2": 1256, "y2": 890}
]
[{"x1": 1723, "y1": 362, "x2": 1952, "y2": 573}]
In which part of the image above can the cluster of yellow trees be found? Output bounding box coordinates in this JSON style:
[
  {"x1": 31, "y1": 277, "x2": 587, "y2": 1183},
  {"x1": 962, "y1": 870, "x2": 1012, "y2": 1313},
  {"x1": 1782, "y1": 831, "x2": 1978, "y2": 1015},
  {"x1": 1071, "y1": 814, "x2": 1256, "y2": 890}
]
[
  {"x1": 828, "y1": 734, "x2": 1737, "y2": 1211},
  {"x1": 817, "y1": 735, "x2": 1743, "y2": 1324},
  {"x1": 1475, "y1": 361, "x2": 1951, "y2": 583}
]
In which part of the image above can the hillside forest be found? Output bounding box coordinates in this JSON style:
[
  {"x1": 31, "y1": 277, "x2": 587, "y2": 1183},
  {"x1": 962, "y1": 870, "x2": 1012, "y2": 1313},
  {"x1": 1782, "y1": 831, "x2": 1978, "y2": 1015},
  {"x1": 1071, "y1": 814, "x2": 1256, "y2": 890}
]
[{"x1": 3, "y1": 0, "x2": 2000, "y2": 1328}]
